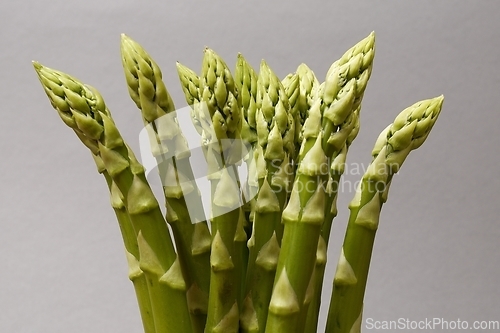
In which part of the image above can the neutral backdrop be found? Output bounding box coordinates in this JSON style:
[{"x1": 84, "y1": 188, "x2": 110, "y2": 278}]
[{"x1": 1, "y1": 1, "x2": 499, "y2": 332}]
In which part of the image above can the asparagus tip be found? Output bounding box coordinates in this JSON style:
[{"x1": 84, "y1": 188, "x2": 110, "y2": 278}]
[
  {"x1": 32, "y1": 60, "x2": 42, "y2": 71},
  {"x1": 120, "y1": 33, "x2": 134, "y2": 48}
]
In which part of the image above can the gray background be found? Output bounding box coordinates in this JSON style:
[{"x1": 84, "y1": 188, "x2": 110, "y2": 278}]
[{"x1": 1, "y1": 1, "x2": 499, "y2": 332}]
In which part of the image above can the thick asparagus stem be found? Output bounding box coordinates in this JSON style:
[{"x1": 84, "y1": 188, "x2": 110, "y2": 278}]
[
  {"x1": 264, "y1": 100, "x2": 329, "y2": 333},
  {"x1": 262, "y1": 33, "x2": 375, "y2": 333},
  {"x1": 93, "y1": 152, "x2": 156, "y2": 333},
  {"x1": 196, "y1": 48, "x2": 245, "y2": 333},
  {"x1": 325, "y1": 96, "x2": 444, "y2": 333},
  {"x1": 304, "y1": 32, "x2": 375, "y2": 332},
  {"x1": 241, "y1": 61, "x2": 295, "y2": 333},
  {"x1": 105, "y1": 173, "x2": 156, "y2": 333},
  {"x1": 34, "y1": 63, "x2": 193, "y2": 333},
  {"x1": 121, "y1": 35, "x2": 211, "y2": 331}
]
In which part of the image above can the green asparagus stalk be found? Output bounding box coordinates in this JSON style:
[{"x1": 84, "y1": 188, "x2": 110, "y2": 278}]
[
  {"x1": 121, "y1": 35, "x2": 211, "y2": 332},
  {"x1": 232, "y1": 54, "x2": 260, "y2": 307},
  {"x1": 241, "y1": 60, "x2": 295, "y2": 333},
  {"x1": 281, "y1": 72, "x2": 300, "y2": 163},
  {"x1": 177, "y1": 61, "x2": 216, "y2": 145},
  {"x1": 89, "y1": 151, "x2": 157, "y2": 333},
  {"x1": 264, "y1": 99, "x2": 329, "y2": 333},
  {"x1": 325, "y1": 96, "x2": 444, "y2": 333},
  {"x1": 34, "y1": 61, "x2": 155, "y2": 333},
  {"x1": 34, "y1": 63, "x2": 194, "y2": 333},
  {"x1": 304, "y1": 32, "x2": 376, "y2": 332},
  {"x1": 178, "y1": 54, "x2": 248, "y2": 332},
  {"x1": 235, "y1": 54, "x2": 258, "y2": 150},
  {"x1": 197, "y1": 48, "x2": 245, "y2": 333},
  {"x1": 304, "y1": 108, "x2": 361, "y2": 333},
  {"x1": 294, "y1": 63, "x2": 320, "y2": 156},
  {"x1": 234, "y1": 54, "x2": 259, "y2": 230},
  {"x1": 103, "y1": 169, "x2": 156, "y2": 333},
  {"x1": 280, "y1": 72, "x2": 301, "y2": 205},
  {"x1": 262, "y1": 33, "x2": 375, "y2": 333}
]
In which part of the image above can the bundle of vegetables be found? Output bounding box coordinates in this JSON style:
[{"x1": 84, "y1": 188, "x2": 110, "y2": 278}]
[{"x1": 33, "y1": 32, "x2": 443, "y2": 333}]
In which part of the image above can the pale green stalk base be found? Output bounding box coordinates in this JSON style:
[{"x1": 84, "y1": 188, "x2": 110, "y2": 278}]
[{"x1": 103, "y1": 171, "x2": 155, "y2": 333}]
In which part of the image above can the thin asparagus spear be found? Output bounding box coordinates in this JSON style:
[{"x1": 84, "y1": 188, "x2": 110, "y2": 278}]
[
  {"x1": 281, "y1": 72, "x2": 301, "y2": 200},
  {"x1": 235, "y1": 53, "x2": 258, "y2": 150},
  {"x1": 198, "y1": 48, "x2": 244, "y2": 333},
  {"x1": 234, "y1": 53, "x2": 258, "y2": 231},
  {"x1": 178, "y1": 56, "x2": 247, "y2": 333},
  {"x1": 241, "y1": 61, "x2": 295, "y2": 333},
  {"x1": 177, "y1": 59, "x2": 226, "y2": 155},
  {"x1": 325, "y1": 96, "x2": 444, "y2": 333},
  {"x1": 304, "y1": 32, "x2": 375, "y2": 333},
  {"x1": 121, "y1": 35, "x2": 211, "y2": 332},
  {"x1": 34, "y1": 61, "x2": 155, "y2": 333},
  {"x1": 233, "y1": 54, "x2": 260, "y2": 307},
  {"x1": 34, "y1": 63, "x2": 193, "y2": 333},
  {"x1": 295, "y1": 63, "x2": 320, "y2": 156},
  {"x1": 281, "y1": 72, "x2": 300, "y2": 163}
]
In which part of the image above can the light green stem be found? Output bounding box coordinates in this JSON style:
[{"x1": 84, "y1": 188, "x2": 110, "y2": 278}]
[
  {"x1": 102, "y1": 170, "x2": 156, "y2": 333},
  {"x1": 33, "y1": 63, "x2": 193, "y2": 333},
  {"x1": 121, "y1": 35, "x2": 212, "y2": 331},
  {"x1": 326, "y1": 96, "x2": 444, "y2": 333}
]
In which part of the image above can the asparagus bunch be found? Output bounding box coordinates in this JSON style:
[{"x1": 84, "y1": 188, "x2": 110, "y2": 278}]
[{"x1": 34, "y1": 31, "x2": 444, "y2": 333}]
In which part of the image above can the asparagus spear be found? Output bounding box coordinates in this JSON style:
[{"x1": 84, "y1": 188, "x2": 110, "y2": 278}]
[
  {"x1": 102, "y1": 169, "x2": 156, "y2": 333},
  {"x1": 235, "y1": 54, "x2": 258, "y2": 150},
  {"x1": 177, "y1": 61, "x2": 216, "y2": 144},
  {"x1": 34, "y1": 63, "x2": 194, "y2": 333},
  {"x1": 198, "y1": 48, "x2": 244, "y2": 333},
  {"x1": 121, "y1": 35, "x2": 211, "y2": 332},
  {"x1": 34, "y1": 62, "x2": 155, "y2": 333},
  {"x1": 178, "y1": 54, "x2": 248, "y2": 332},
  {"x1": 241, "y1": 61, "x2": 295, "y2": 333},
  {"x1": 281, "y1": 72, "x2": 300, "y2": 163},
  {"x1": 264, "y1": 99, "x2": 329, "y2": 333},
  {"x1": 304, "y1": 108, "x2": 361, "y2": 333},
  {"x1": 263, "y1": 33, "x2": 376, "y2": 333},
  {"x1": 234, "y1": 54, "x2": 259, "y2": 230},
  {"x1": 304, "y1": 32, "x2": 376, "y2": 333},
  {"x1": 295, "y1": 63, "x2": 320, "y2": 156},
  {"x1": 325, "y1": 96, "x2": 444, "y2": 333}
]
